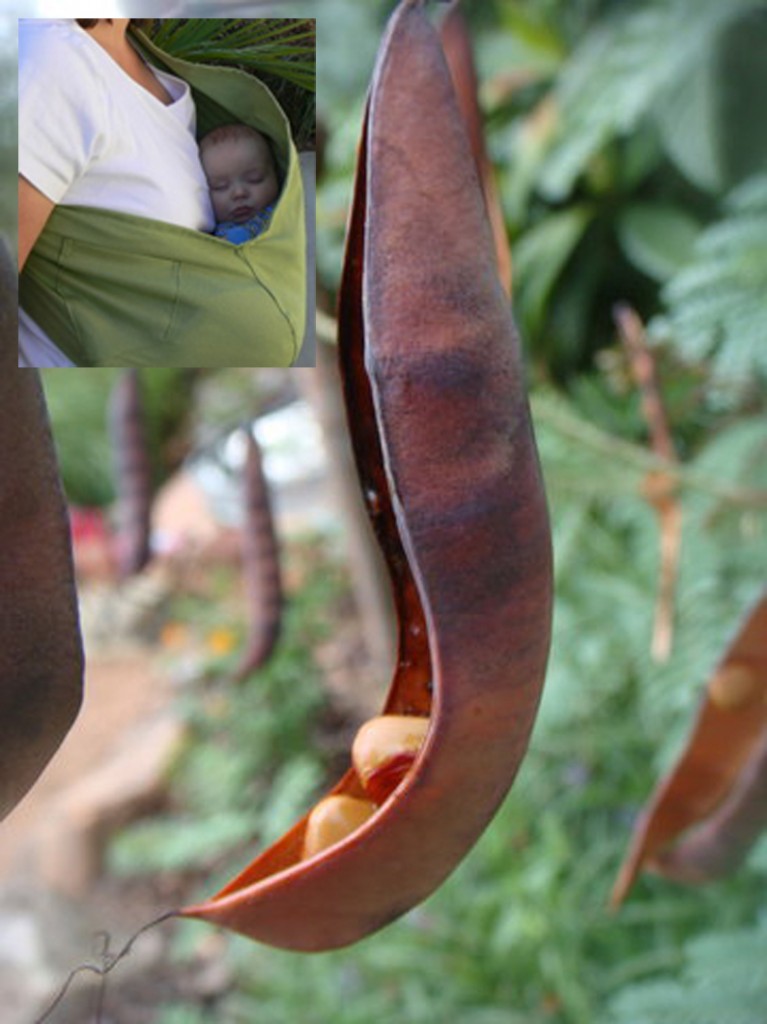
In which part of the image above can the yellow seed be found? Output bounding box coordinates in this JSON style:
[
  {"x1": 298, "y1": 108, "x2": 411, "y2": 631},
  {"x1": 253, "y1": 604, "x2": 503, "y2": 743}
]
[
  {"x1": 302, "y1": 795, "x2": 376, "y2": 859},
  {"x1": 352, "y1": 715, "x2": 430, "y2": 803},
  {"x1": 708, "y1": 663, "x2": 760, "y2": 710}
]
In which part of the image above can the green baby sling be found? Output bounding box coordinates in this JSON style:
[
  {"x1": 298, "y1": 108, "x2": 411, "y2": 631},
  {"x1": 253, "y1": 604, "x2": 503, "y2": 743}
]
[{"x1": 19, "y1": 29, "x2": 306, "y2": 367}]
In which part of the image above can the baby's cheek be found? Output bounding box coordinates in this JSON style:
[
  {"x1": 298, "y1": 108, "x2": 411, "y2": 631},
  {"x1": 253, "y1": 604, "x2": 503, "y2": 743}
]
[
  {"x1": 210, "y1": 192, "x2": 229, "y2": 220},
  {"x1": 261, "y1": 180, "x2": 280, "y2": 207}
]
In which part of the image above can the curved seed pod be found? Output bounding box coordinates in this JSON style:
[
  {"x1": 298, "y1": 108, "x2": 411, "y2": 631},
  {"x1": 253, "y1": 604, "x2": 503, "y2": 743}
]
[
  {"x1": 0, "y1": 241, "x2": 84, "y2": 820},
  {"x1": 612, "y1": 591, "x2": 767, "y2": 906},
  {"x1": 439, "y1": 0, "x2": 512, "y2": 295},
  {"x1": 232, "y1": 429, "x2": 282, "y2": 682},
  {"x1": 648, "y1": 730, "x2": 767, "y2": 884},
  {"x1": 109, "y1": 370, "x2": 153, "y2": 579},
  {"x1": 181, "y1": 0, "x2": 552, "y2": 951}
]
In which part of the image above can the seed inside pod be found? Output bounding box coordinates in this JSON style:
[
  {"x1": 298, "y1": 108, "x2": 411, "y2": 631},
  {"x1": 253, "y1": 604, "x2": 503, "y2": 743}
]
[
  {"x1": 708, "y1": 663, "x2": 760, "y2": 710},
  {"x1": 352, "y1": 715, "x2": 430, "y2": 805},
  {"x1": 302, "y1": 795, "x2": 377, "y2": 860}
]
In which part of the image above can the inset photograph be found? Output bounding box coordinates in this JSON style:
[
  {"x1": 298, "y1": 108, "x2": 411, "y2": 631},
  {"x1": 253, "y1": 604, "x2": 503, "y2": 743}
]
[{"x1": 18, "y1": 16, "x2": 315, "y2": 367}]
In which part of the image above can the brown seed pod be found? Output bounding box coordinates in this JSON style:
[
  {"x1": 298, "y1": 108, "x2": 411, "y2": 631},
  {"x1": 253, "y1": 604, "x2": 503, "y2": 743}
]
[
  {"x1": 109, "y1": 369, "x2": 153, "y2": 579},
  {"x1": 232, "y1": 429, "x2": 283, "y2": 683},
  {"x1": 612, "y1": 591, "x2": 767, "y2": 906},
  {"x1": 0, "y1": 240, "x2": 84, "y2": 820},
  {"x1": 180, "y1": 0, "x2": 552, "y2": 951},
  {"x1": 648, "y1": 730, "x2": 767, "y2": 884}
]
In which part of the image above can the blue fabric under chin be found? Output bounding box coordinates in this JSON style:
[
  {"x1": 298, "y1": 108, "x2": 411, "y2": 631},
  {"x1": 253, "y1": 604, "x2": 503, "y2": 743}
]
[{"x1": 213, "y1": 202, "x2": 276, "y2": 244}]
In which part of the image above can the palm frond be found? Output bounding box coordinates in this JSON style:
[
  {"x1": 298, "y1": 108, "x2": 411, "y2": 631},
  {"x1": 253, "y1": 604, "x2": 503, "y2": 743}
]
[
  {"x1": 143, "y1": 18, "x2": 316, "y2": 147},
  {"x1": 149, "y1": 18, "x2": 315, "y2": 92}
]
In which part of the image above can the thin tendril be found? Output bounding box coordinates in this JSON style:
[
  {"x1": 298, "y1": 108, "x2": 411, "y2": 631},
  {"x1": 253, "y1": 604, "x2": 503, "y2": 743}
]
[
  {"x1": 88, "y1": 930, "x2": 109, "y2": 1022},
  {"x1": 34, "y1": 910, "x2": 180, "y2": 1024}
]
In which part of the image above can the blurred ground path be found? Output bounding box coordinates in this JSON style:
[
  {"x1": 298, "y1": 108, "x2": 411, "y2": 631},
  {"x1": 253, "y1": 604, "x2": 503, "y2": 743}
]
[
  {"x1": 0, "y1": 636, "x2": 181, "y2": 1023},
  {"x1": 0, "y1": 646, "x2": 176, "y2": 883}
]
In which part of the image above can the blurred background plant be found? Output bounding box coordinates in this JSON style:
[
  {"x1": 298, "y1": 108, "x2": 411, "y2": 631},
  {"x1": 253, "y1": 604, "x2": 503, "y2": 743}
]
[
  {"x1": 8, "y1": 0, "x2": 767, "y2": 1021},
  {"x1": 319, "y1": 0, "x2": 767, "y2": 392}
]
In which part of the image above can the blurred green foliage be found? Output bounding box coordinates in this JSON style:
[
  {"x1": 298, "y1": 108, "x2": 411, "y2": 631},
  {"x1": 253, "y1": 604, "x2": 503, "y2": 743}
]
[
  {"x1": 41, "y1": 369, "x2": 199, "y2": 507},
  {"x1": 318, "y1": 0, "x2": 767, "y2": 385},
  {"x1": 40, "y1": 368, "x2": 278, "y2": 507},
  {"x1": 109, "y1": 547, "x2": 334, "y2": 881}
]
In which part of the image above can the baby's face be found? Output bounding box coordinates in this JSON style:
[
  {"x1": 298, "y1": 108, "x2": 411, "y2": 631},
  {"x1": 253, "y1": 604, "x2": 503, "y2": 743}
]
[{"x1": 202, "y1": 135, "x2": 279, "y2": 224}]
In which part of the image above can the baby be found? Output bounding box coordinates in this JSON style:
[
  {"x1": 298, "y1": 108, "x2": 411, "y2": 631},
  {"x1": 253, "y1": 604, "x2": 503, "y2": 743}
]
[{"x1": 199, "y1": 124, "x2": 280, "y2": 244}]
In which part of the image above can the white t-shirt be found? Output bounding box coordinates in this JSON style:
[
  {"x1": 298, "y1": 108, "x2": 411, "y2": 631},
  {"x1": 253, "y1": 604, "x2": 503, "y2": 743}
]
[{"x1": 18, "y1": 19, "x2": 215, "y2": 367}]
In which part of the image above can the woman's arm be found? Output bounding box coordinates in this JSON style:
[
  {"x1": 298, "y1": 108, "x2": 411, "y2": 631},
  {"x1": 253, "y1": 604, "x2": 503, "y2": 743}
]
[{"x1": 19, "y1": 176, "x2": 55, "y2": 272}]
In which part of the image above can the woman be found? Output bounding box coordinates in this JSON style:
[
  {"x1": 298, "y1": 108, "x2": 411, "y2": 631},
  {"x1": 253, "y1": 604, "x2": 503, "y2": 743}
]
[{"x1": 18, "y1": 18, "x2": 215, "y2": 367}]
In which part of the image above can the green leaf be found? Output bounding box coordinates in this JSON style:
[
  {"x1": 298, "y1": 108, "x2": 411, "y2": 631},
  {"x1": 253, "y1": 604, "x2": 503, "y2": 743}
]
[
  {"x1": 513, "y1": 204, "x2": 594, "y2": 334},
  {"x1": 652, "y1": 40, "x2": 723, "y2": 194},
  {"x1": 617, "y1": 203, "x2": 701, "y2": 282},
  {"x1": 539, "y1": 0, "x2": 760, "y2": 200},
  {"x1": 489, "y1": 4, "x2": 566, "y2": 74},
  {"x1": 603, "y1": 919, "x2": 767, "y2": 1024},
  {"x1": 654, "y1": 9, "x2": 767, "y2": 194}
]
